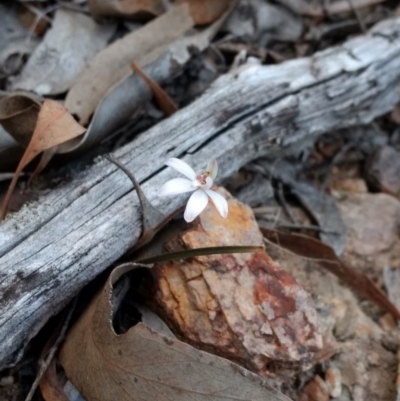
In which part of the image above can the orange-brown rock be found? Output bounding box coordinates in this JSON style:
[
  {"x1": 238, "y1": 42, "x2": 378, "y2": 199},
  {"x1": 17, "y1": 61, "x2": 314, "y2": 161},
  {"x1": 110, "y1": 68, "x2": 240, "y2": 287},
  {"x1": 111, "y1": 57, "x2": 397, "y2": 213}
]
[{"x1": 152, "y1": 188, "x2": 323, "y2": 377}]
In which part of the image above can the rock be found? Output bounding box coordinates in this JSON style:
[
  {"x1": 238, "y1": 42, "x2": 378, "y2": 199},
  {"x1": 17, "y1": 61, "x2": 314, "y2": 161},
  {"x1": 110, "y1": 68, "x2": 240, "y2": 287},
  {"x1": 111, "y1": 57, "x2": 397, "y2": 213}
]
[
  {"x1": 366, "y1": 146, "x2": 400, "y2": 196},
  {"x1": 338, "y1": 193, "x2": 400, "y2": 278},
  {"x1": 338, "y1": 337, "x2": 397, "y2": 401},
  {"x1": 152, "y1": 187, "x2": 323, "y2": 377},
  {"x1": 263, "y1": 192, "x2": 398, "y2": 401}
]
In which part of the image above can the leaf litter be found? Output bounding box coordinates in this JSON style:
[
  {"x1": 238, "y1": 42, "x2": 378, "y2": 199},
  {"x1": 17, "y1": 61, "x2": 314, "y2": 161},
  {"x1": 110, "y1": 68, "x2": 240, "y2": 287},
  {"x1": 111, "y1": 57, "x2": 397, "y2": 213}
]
[
  {"x1": 65, "y1": 4, "x2": 193, "y2": 126},
  {"x1": 59, "y1": 262, "x2": 291, "y2": 401},
  {"x1": 1, "y1": 99, "x2": 85, "y2": 219},
  {"x1": 10, "y1": 8, "x2": 116, "y2": 96},
  {"x1": 0, "y1": 3, "x2": 40, "y2": 79},
  {"x1": 2, "y1": 2, "x2": 400, "y2": 401}
]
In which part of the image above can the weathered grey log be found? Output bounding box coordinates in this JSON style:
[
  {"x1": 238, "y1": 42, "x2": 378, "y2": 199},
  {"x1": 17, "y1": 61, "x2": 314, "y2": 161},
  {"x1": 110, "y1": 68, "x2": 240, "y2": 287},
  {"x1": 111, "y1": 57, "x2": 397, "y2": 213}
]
[{"x1": 1, "y1": 17, "x2": 400, "y2": 369}]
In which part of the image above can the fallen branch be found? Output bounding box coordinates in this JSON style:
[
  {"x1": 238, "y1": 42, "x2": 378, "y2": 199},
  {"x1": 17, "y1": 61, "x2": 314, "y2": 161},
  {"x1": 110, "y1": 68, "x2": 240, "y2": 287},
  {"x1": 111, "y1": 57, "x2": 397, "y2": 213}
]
[{"x1": 1, "y1": 16, "x2": 400, "y2": 368}]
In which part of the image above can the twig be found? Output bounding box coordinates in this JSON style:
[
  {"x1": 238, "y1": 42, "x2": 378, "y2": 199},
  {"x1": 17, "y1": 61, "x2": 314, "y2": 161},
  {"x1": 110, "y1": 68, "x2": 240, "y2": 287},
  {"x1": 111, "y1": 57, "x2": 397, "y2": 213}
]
[
  {"x1": 104, "y1": 154, "x2": 166, "y2": 232},
  {"x1": 275, "y1": 223, "x2": 338, "y2": 234},
  {"x1": 24, "y1": 297, "x2": 78, "y2": 401},
  {"x1": 276, "y1": 182, "x2": 297, "y2": 224},
  {"x1": 346, "y1": 0, "x2": 367, "y2": 33},
  {"x1": 19, "y1": 2, "x2": 54, "y2": 23},
  {"x1": 320, "y1": 141, "x2": 354, "y2": 191}
]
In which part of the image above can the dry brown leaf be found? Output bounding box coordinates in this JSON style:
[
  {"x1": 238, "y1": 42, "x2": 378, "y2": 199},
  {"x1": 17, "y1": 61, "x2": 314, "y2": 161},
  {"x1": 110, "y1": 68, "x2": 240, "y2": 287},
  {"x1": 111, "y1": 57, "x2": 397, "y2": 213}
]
[
  {"x1": 65, "y1": 4, "x2": 193, "y2": 126},
  {"x1": 177, "y1": 0, "x2": 233, "y2": 25},
  {"x1": 260, "y1": 227, "x2": 400, "y2": 321},
  {"x1": 27, "y1": 146, "x2": 58, "y2": 187},
  {"x1": 1, "y1": 99, "x2": 85, "y2": 219},
  {"x1": 59, "y1": 263, "x2": 291, "y2": 401},
  {"x1": 0, "y1": 93, "x2": 41, "y2": 147},
  {"x1": 89, "y1": 0, "x2": 234, "y2": 24},
  {"x1": 131, "y1": 62, "x2": 178, "y2": 116},
  {"x1": 40, "y1": 360, "x2": 69, "y2": 401},
  {"x1": 89, "y1": 0, "x2": 165, "y2": 18}
]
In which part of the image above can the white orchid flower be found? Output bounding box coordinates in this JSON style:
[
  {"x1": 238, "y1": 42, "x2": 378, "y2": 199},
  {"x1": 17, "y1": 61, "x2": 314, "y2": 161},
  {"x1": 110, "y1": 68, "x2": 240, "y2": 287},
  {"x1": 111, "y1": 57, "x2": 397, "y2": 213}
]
[{"x1": 158, "y1": 158, "x2": 228, "y2": 222}]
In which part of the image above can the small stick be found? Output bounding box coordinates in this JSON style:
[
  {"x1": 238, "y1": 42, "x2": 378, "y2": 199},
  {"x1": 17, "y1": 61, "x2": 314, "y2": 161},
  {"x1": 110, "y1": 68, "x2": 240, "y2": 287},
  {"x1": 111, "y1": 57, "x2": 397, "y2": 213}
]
[
  {"x1": 346, "y1": 0, "x2": 367, "y2": 33},
  {"x1": 24, "y1": 297, "x2": 78, "y2": 401},
  {"x1": 276, "y1": 182, "x2": 297, "y2": 224},
  {"x1": 104, "y1": 154, "x2": 165, "y2": 232},
  {"x1": 105, "y1": 154, "x2": 184, "y2": 252}
]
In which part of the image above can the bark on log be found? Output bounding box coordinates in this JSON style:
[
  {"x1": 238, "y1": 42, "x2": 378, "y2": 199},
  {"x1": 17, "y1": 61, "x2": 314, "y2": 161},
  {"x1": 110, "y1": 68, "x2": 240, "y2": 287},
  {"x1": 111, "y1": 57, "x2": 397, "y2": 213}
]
[{"x1": 1, "y1": 17, "x2": 400, "y2": 369}]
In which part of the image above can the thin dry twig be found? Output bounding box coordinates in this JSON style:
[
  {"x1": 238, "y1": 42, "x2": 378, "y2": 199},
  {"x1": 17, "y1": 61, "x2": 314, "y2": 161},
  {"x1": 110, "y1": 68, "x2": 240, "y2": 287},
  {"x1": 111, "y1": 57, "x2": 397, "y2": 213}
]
[
  {"x1": 24, "y1": 297, "x2": 78, "y2": 401},
  {"x1": 276, "y1": 182, "x2": 298, "y2": 224},
  {"x1": 320, "y1": 141, "x2": 354, "y2": 190},
  {"x1": 346, "y1": 0, "x2": 367, "y2": 32}
]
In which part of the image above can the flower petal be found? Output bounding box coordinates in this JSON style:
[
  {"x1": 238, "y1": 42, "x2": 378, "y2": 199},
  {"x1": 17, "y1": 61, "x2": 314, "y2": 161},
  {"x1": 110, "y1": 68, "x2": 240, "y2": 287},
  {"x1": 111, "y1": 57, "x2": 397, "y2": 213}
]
[
  {"x1": 207, "y1": 159, "x2": 218, "y2": 180},
  {"x1": 158, "y1": 178, "x2": 194, "y2": 197},
  {"x1": 206, "y1": 189, "x2": 228, "y2": 219},
  {"x1": 205, "y1": 176, "x2": 213, "y2": 189},
  {"x1": 184, "y1": 189, "x2": 208, "y2": 222},
  {"x1": 165, "y1": 158, "x2": 196, "y2": 180}
]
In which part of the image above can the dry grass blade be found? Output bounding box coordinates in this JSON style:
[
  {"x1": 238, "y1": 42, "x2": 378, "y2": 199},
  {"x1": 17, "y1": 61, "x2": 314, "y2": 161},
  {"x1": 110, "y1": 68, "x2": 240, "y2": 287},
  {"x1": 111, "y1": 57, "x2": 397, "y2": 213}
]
[
  {"x1": 137, "y1": 245, "x2": 264, "y2": 263},
  {"x1": 39, "y1": 360, "x2": 69, "y2": 401},
  {"x1": 1, "y1": 99, "x2": 85, "y2": 220},
  {"x1": 260, "y1": 227, "x2": 400, "y2": 321},
  {"x1": 104, "y1": 154, "x2": 167, "y2": 246}
]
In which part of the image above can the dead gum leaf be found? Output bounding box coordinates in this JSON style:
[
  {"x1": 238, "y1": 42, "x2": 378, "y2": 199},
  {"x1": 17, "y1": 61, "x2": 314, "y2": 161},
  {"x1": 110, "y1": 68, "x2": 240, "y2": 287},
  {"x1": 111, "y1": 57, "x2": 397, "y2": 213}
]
[
  {"x1": 177, "y1": 0, "x2": 235, "y2": 25},
  {"x1": 65, "y1": 4, "x2": 193, "y2": 126},
  {"x1": 89, "y1": 0, "x2": 235, "y2": 25},
  {"x1": 89, "y1": 0, "x2": 165, "y2": 18},
  {"x1": 59, "y1": 262, "x2": 291, "y2": 401},
  {"x1": 1, "y1": 100, "x2": 85, "y2": 220},
  {"x1": 0, "y1": 93, "x2": 41, "y2": 148}
]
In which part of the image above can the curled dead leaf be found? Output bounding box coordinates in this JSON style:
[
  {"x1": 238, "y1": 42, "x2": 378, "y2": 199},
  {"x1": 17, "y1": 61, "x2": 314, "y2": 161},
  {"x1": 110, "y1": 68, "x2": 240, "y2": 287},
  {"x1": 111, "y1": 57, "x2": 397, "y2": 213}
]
[
  {"x1": 1, "y1": 99, "x2": 86, "y2": 220},
  {"x1": 0, "y1": 92, "x2": 41, "y2": 148},
  {"x1": 59, "y1": 262, "x2": 291, "y2": 401}
]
